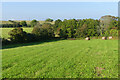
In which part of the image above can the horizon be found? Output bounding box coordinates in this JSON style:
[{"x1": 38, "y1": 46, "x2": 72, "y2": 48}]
[
  {"x1": 2, "y1": 2, "x2": 118, "y2": 21},
  {"x1": 1, "y1": 15, "x2": 118, "y2": 21}
]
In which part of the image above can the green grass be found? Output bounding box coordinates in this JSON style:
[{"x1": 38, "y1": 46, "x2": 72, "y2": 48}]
[
  {"x1": 1, "y1": 20, "x2": 55, "y2": 25},
  {"x1": 0, "y1": 28, "x2": 33, "y2": 38},
  {"x1": 2, "y1": 39, "x2": 118, "y2": 78}
]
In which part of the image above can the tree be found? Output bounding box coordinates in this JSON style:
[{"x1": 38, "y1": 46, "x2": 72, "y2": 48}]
[
  {"x1": 8, "y1": 27, "x2": 28, "y2": 43},
  {"x1": 32, "y1": 26, "x2": 42, "y2": 37},
  {"x1": 109, "y1": 29, "x2": 118, "y2": 37},
  {"x1": 54, "y1": 19, "x2": 62, "y2": 31},
  {"x1": 59, "y1": 29, "x2": 68, "y2": 39},
  {"x1": 100, "y1": 15, "x2": 117, "y2": 30},
  {"x1": 30, "y1": 19, "x2": 38, "y2": 27},
  {"x1": 41, "y1": 23, "x2": 55, "y2": 38},
  {"x1": 20, "y1": 21, "x2": 27, "y2": 27},
  {"x1": 1, "y1": 38, "x2": 10, "y2": 46},
  {"x1": 75, "y1": 24, "x2": 88, "y2": 38},
  {"x1": 32, "y1": 23, "x2": 55, "y2": 40},
  {"x1": 45, "y1": 18, "x2": 53, "y2": 22}
]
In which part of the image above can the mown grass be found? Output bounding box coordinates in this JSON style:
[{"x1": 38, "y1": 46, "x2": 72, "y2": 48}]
[
  {"x1": 0, "y1": 28, "x2": 33, "y2": 38},
  {"x1": 2, "y1": 39, "x2": 118, "y2": 78}
]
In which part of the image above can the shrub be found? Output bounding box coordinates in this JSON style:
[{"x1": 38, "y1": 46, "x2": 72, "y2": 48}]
[
  {"x1": 110, "y1": 29, "x2": 118, "y2": 37},
  {"x1": 59, "y1": 29, "x2": 68, "y2": 39},
  {"x1": 20, "y1": 21, "x2": 27, "y2": 27},
  {"x1": 25, "y1": 33, "x2": 36, "y2": 42},
  {"x1": 67, "y1": 38, "x2": 76, "y2": 40},
  {"x1": 1, "y1": 38, "x2": 10, "y2": 46},
  {"x1": 11, "y1": 21, "x2": 22, "y2": 27},
  {"x1": 32, "y1": 23, "x2": 55, "y2": 40},
  {"x1": 75, "y1": 24, "x2": 88, "y2": 38},
  {"x1": 8, "y1": 27, "x2": 28, "y2": 43},
  {"x1": 54, "y1": 19, "x2": 62, "y2": 31},
  {"x1": 45, "y1": 18, "x2": 53, "y2": 22},
  {"x1": 104, "y1": 30, "x2": 109, "y2": 37},
  {"x1": 1, "y1": 23, "x2": 22, "y2": 28},
  {"x1": 42, "y1": 23, "x2": 55, "y2": 38},
  {"x1": 32, "y1": 26, "x2": 42, "y2": 40},
  {"x1": 30, "y1": 19, "x2": 38, "y2": 27}
]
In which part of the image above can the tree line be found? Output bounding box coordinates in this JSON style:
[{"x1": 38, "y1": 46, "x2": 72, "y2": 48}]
[
  {"x1": 1, "y1": 18, "x2": 54, "y2": 28},
  {"x1": 54, "y1": 15, "x2": 118, "y2": 38},
  {"x1": 1, "y1": 15, "x2": 119, "y2": 46}
]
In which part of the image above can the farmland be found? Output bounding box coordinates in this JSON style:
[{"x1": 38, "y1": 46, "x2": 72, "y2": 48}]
[
  {"x1": 1, "y1": 20, "x2": 55, "y2": 25},
  {"x1": 0, "y1": 28, "x2": 33, "y2": 38},
  {"x1": 2, "y1": 39, "x2": 118, "y2": 78}
]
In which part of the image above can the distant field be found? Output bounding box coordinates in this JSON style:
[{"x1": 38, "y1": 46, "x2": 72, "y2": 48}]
[
  {"x1": 0, "y1": 20, "x2": 54, "y2": 38},
  {"x1": 1, "y1": 20, "x2": 55, "y2": 25},
  {"x1": 0, "y1": 28, "x2": 33, "y2": 38},
  {"x1": 2, "y1": 39, "x2": 118, "y2": 78}
]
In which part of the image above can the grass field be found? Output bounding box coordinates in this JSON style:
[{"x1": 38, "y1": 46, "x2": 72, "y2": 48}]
[
  {"x1": 1, "y1": 21, "x2": 55, "y2": 25},
  {"x1": 2, "y1": 39, "x2": 118, "y2": 78},
  {"x1": 0, "y1": 28, "x2": 33, "y2": 38}
]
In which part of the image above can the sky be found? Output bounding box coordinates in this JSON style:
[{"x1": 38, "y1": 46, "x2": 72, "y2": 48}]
[
  {"x1": 1, "y1": 0, "x2": 120, "y2": 2},
  {"x1": 2, "y1": 2, "x2": 118, "y2": 21}
]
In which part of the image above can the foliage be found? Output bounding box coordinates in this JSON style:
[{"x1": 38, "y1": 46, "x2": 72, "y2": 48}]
[
  {"x1": 25, "y1": 33, "x2": 36, "y2": 42},
  {"x1": 104, "y1": 30, "x2": 109, "y2": 37},
  {"x1": 54, "y1": 19, "x2": 62, "y2": 31},
  {"x1": 45, "y1": 18, "x2": 53, "y2": 22},
  {"x1": 8, "y1": 27, "x2": 29, "y2": 43},
  {"x1": 42, "y1": 23, "x2": 55, "y2": 38},
  {"x1": 20, "y1": 21, "x2": 27, "y2": 27},
  {"x1": 59, "y1": 29, "x2": 68, "y2": 39},
  {"x1": 1, "y1": 28, "x2": 33, "y2": 39},
  {"x1": 54, "y1": 16, "x2": 118, "y2": 38},
  {"x1": 1, "y1": 23, "x2": 22, "y2": 28},
  {"x1": 30, "y1": 19, "x2": 38, "y2": 27},
  {"x1": 75, "y1": 24, "x2": 88, "y2": 38},
  {"x1": 1, "y1": 15, "x2": 119, "y2": 41},
  {"x1": 32, "y1": 23, "x2": 55, "y2": 40},
  {"x1": 1, "y1": 38, "x2": 10, "y2": 46},
  {"x1": 109, "y1": 29, "x2": 118, "y2": 37}
]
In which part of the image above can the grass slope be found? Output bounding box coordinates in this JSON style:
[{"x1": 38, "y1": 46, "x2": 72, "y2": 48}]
[
  {"x1": 0, "y1": 28, "x2": 33, "y2": 38},
  {"x1": 2, "y1": 40, "x2": 118, "y2": 78}
]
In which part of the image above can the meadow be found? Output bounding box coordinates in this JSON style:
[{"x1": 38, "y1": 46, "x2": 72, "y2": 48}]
[
  {"x1": 1, "y1": 21, "x2": 55, "y2": 25},
  {"x1": 0, "y1": 20, "x2": 55, "y2": 38},
  {"x1": 0, "y1": 28, "x2": 33, "y2": 38},
  {"x1": 2, "y1": 39, "x2": 118, "y2": 78}
]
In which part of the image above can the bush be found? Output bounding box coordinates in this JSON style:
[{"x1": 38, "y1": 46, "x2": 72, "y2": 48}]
[
  {"x1": 75, "y1": 24, "x2": 88, "y2": 38},
  {"x1": 25, "y1": 33, "x2": 37, "y2": 42},
  {"x1": 54, "y1": 19, "x2": 62, "y2": 31},
  {"x1": 67, "y1": 38, "x2": 76, "y2": 40},
  {"x1": 32, "y1": 26, "x2": 42, "y2": 40},
  {"x1": 1, "y1": 38, "x2": 10, "y2": 46},
  {"x1": 59, "y1": 29, "x2": 68, "y2": 39},
  {"x1": 8, "y1": 27, "x2": 28, "y2": 43},
  {"x1": 1, "y1": 23, "x2": 22, "y2": 28},
  {"x1": 20, "y1": 21, "x2": 27, "y2": 27},
  {"x1": 30, "y1": 19, "x2": 38, "y2": 27},
  {"x1": 32, "y1": 23, "x2": 55, "y2": 40},
  {"x1": 42, "y1": 23, "x2": 55, "y2": 38},
  {"x1": 104, "y1": 30, "x2": 109, "y2": 37},
  {"x1": 13, "y1": 22, "x2": 22, "y2": 27},
  {"x1": 45, "y1": 18, "x2": 53, "y2": 22},
  {"x1": 110, "y1": 29, "x2": 118, "y2": 37}
]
